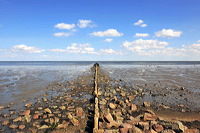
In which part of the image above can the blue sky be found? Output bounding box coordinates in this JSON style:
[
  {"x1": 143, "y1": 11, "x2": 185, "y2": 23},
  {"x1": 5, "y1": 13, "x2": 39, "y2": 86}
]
[{"x1": 0, "y1": 0, "x2": 200, "y2": 61}]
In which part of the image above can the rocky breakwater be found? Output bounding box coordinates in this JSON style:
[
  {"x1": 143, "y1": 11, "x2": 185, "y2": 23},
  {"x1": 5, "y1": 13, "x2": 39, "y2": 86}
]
[
  {"x1": 96, "y1": 67, "x2": 200, "y2": 133},
  {"x1": 0, "y1": 68, "x2": 95, "y2": 133}
]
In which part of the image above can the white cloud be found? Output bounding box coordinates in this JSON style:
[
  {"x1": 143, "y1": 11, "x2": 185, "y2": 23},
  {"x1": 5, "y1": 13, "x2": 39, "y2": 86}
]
[
  {"x1": 141, "y1": 24, "x2": 147, "y2": 27},
  {"x1": 48, "y1": 49, "x2": 67, "y2": 52},
  {"x1": 134, "y1": 20, "x2": 144, "y2": 26},
  {"x1": 155, "y1": 29, "x2": 182, "y2": 38},
  {"x1": 123, "y1": 39, "x2": 169, "y2": 51},
  {"x1": 133, "y1": 20, "x2": 147, "y2": 27},
  {"x1": 104, "y1": 38, "x2": 113, "y2": 42},
  {"x1": 53, "y1": 32, "x2": 73, "y2": 37},
  {"x1": 90, "y1": 29, "x2": 123, "y2": 37},
  {"x1": 197, "y1": 40, "x2": 200, "y2": 43},
  {"x1": 55, "y1": 23, "x2": 75, "y2": 30},
  {"x1": 12, "y1": 45, "x2": 44, "y2": 53},
  {"x1": 99, "y1": 49, "x2": 123, "y2": 55},
  {"x1": 66, "y1": 43, "x2": 96, "y2": 54},
  {"x1": 134, "y1": 33, "x2": 149, "y2": 37},
  {"x1": 77, "y1": 19, "x2": 95, "y2": 28}
]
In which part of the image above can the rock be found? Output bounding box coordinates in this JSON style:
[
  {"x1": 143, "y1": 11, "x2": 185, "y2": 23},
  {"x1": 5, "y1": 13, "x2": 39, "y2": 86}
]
[
  {"x1": 10, "y1": 111, "x2": 15, "y2": 115},
  {"x1": 76, "y1": 107, "x2": 84, "y2": 117},
  {"x1": 9, "y1": 124, "x2": 18, "y2": 129},
  {"x1": 65, "y1": 97, "x2": 72, "y2": 101},
  {"x1": 38, "y1": 125, "x2": 49, "y2": 129},
  {"x1": 71, "y1": 118, "x2": 79, "y2": 126},
  {"x1": 20, "y1": 109, "x2": 30, "y2": 115},
  {"x1": 25, "y1": 115, "x2": 31, "y2": 123},
  {"x1": 28, "y1": 128, "x2": 37, "y2": 133},
  {"x1": 57, "y1": 121, "x2": 69, "y2": 129},
  {"x1": 120, "y1": 92, "x2": 126, "y2": 97},
  {"x1": 19, "y1": 125, "x2": 25, "y2": 130},
  {"x1": 119, "y1": 127, "x2": 129, "y2": 133},
  {"x1": 161, "y1": 129, "x2": 176, "y2": 133},
  {"x1": 176, "y1": 121, "x2": 188, "y2": 132},
  {"x1": 149, "y1": 128, "x2": 158, "y2": 133},
  {"x1": 137, "y1": 89, "x2": 143, "y2": 93},
  {"x1": 100, "y1": 99, "x2": 107, "y2": 105},
  {"x1": 2, "y1": 120, "x2": 9, "y2": 125},
  {"x1": 128, "y1": 95, "x2": 135, "y2": 101},
  {"x1": 109, "y1": 103, "x2": 117, "y2": 109},
  {"x1": 131, "y1": 126, "x2": 143, "y2": 133},
  {"x1": 143, "y1": 113, "x2": 157, "y2": 121},
  {"x1": 13, "y1": 117, "x2": 22, "y2": 122},
  {"x1": 33, "y1": 114, "x2": 39, "y2": 119},
  {"x1": 38, "y1": 107, "x2": 42, "y2": 110},
  {"x1": 44, "y1": 108, "x2": 52, "y2": 114},
  {"x1": 153, "y1": 124, "x2": 164, "y2": 132},
  {"x1": 42, "y1": 98, "x2": 48, "y2": 102},
  {"x1": 138, "y1": 122, "x2": 149, "y2": 130},
  {"x1": 59, "y1": 106, "x2": 66, "y2": 110},
  {"x1": 25, "y1": 103, "x2": 32, "y2": 108},
  {"x1": 121, "y1": 123, "x2": 132, "y2": 129},
  {"x1": 130, "y1": 104, "x2": 137, "y2": 111},
  {"x1": 184, "y1": 129, "x2": 199, "y2": 133},
  {"x1": 143, "y1": 101, "x2": 150, "y2": 107},
  {"x1": 0, "y1": 106, "x2": 4, "y2": 110},
  {"x1": 104, "y1": 113, "x2": 114, "y2": 123}
]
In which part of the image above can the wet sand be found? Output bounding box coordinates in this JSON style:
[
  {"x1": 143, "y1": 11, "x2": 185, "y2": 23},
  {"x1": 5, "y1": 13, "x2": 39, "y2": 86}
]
[{"x1": 0, "y1": 63, "x2": 200, "y2": 132}]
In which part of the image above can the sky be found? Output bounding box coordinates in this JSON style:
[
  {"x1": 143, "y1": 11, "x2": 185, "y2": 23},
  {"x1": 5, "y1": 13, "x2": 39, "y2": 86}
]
[{"x1": 0, "y1": 0, "x2": 200, "y2": 61}]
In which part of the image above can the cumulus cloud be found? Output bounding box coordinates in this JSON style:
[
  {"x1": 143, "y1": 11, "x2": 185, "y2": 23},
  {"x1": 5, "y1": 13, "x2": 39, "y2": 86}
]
[
  {"x1": 104, "y1": 38, "x2": 113, "y2": 42},
  {"x1": 134, "y1": 33, "x2": 149, "y2": 37},
  {"x1": 134, "y1": 20, "x2": 147, "y2": 27},
  {"x1": 90, "y1": 29, "x2": 123, "y2": 37},
  {"x1": 55, "y1": 23, "x2": 75, "y2": 30},
  {"x1": 12, "y1": 45, "x2": 44, "y2": 53},
  {"x1": 53, "y1": 32, "x2": 73, "y2": 37},
  {"x1": 197, "y1": 40, "x2": 200, "y2": 43},
  {"x1": 99, "y1": 49, "x2": 123, "y2": 55},
  {"x1": 66, "y1": 43, "x2": 96, "y2": 54},
  {"x1": 77, "y1": 19, "x2": 95, "y2": 28},
  {"x1": 155, "y1": 29, "x2": 182, "y2": 38}
]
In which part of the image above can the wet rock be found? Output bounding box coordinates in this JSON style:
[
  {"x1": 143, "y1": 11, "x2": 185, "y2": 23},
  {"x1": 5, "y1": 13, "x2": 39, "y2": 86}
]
[
  {"x1": 42, "y1": 98, "x2": 48, "y2": 102},
  {"x1": 71, "y1": 118, "x2": 79, "y2": 126},
  {"x1": 25, "y1": 115, "x2": 31, "y2": 123},
  {"x1": 59, "y1": 106, "x2": 66, "y2": 110},
  {"x1": 57, "y1": 121, "x2": 69, "y2": 129},
  {"x1": 131, "y1": 126, "x2": 143, "y2": 133},
  {"x1": 128, "y1": 95, "x2": 135, "y2": 101},
  {"x1": 143, "y1": 101, "x2": 150, "y2": 107},
  {"x1": 153, "y1": 124, "x2": 164, "y2": 132},
  {"x1": 130, "y1": 104, "x2": 137, "y2": 111},
  {"x1": 25, "y1": 103, "x2": 32, "y2": 108},
  {"x1": 38, "y1": 125, "x2": 49, "y2": 129},
  {"x1": 38, "y1": 107, "x2": 42, "y2": 110},
  {"x1": 2, "y1": 120, "x2": 9, "y2": 125},
  {"x1": 143, "y1": 113, "x2": 157, "y2": 121},
  {"x1": 0, "y1": 106, "x2": 4, "y2": 110},
  {"x1": 76, "y1": 107, "x2": 84, "y2": 117},
  {"x1": 100, "y1": 99, "x2": 107, "y2": 105},
  {"x1": 137, "y1": 89, "x2": 143, "y2": 93},
  {"x1": 9, "y1": 124, "x2": 18, "y2": 129},
  {"x1": 119, "y1": 127, "x2": 128, "y2": 133},
  {"x1": 161, "y1": 129, "x2": 176, "y2": 133},
  {"x1": 120, "y1": 92, "x2": 126, "y2": 97},
  {"x1": 13, "y1": 117, "x2": 22, "y2": 122},
  {"x1": 33, "y1": 114, "x2": 39, "y2": 119},
  {"x1": 10, "y1": 111, "x2": 15, "y2": 115},
  {"x1": 50, "y1": 106, "x2": 57, "y2": 109},
  {"x1": 184, "y1": 129, "x2": 199, "y2": 133},
  {"x1": 176, "y1": 121, "x2": 188, "y2": 132},
  {"x1": 19, "y1": 125, "x2": 25, "y2": 130},
  {"x1": 28, "y1": 128, "x2": 37, "y2": 133},
  {"x1": 44, "y1": 108, "x2": 52, "y2": 114},
  {"x1": 20, "y1": 109, "x2": 30, "y2": 115},
  {"x1": 109, "y1": 103, "x2": 117, "y2": 109},
  {"x1": 104, "y1": 113, "x2": 114, "y2": 123},
  {"x1": 138, "y1": 122, "x2": 150, "y2": 130}
]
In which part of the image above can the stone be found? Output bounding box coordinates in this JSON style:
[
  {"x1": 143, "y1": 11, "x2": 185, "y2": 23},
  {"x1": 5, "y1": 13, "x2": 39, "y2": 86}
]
[
  {"x1": 38, "y1": 107, "x2": 42, "y2": 110},
  {"x1": 153, "y1": 124, "x2": 164, "y2": 132},
  {"x1": 176, "y1": 121, "x2": 188, "y2": 132},
  {"x1": 57, "y1": 121, "x2": 69, "y2": 129},
  {"x1": 25, "y1": 103, "x2": 32, "y2": 108},
  {"x1": 28, "y1": 128, "x2": 37, "y2": 133},
  {"x1": 119, "y1": 127, "x2": 128, "y2": 133},
  {"x1": 128, "y1": 95, "x2": 135, "y2": 101},
  {"x1": 161, "y1": 129, "x2": 176, "y2": 133},
  {"x1": 138, "y1": 122, "x2": 149, "y2": 130},
  {"x1": 13, "y1": 117, "x2": 22, "y2": 122},
  {"x1": 76, "y1": 107, "x2": 84, "y2": 117},
  {"x1": 44, "y1": 108, "x2": 52, "y2": 114},
  {"x1": 143, "y1": 113, "x2": 157, "y2": 121},
  {"x1": 71, "y1": 118, "x2": 79, "y2": 126},
  {"x1": 2, "y1": 120, "x2": 9, "y2": 125},
  {"x1": 120, "y1": 92, "x2": 126, "y2": 97},
  {"x1": 121, "y1": 123, "x2": 132, "y2": 129},
  {"x1": 25, "y1": 115, "x2": 31, "y2": 123},
  {"x1": 20, "y1": 109, "x2": 30, "y2": 115},
  {"x1": 130, "y1": 104, "x2": 137, "y2": 111},
  {"x1": 19, "y1": 125, "x2": 25, "y2": 130},
  {"x1": 9, "y1": 124, "x2": 18, "y2": 129},
  {"x1": 59, "y1": 106, "x2": 66, "y2": 110},
  {"x1": 184, "y1": 129, "x2": 199, "y2": 133},
  {"x1": 10, "y1": 111, "x2": 15, "y2": 115},
  {"x1": 132, "y1": 126, "x2": 143, "y2": 133},
  {"x1": 42, "y1": 98, "x2": 48, "y2": 102},
  {"x1": 100, "y1": 99, "x2": 107, "y2": 105},
  {"x1": 38, "y1": 125, "x2": 49, "y2": 129},
  {"x1": 33, "y1": 114, "x2": 39, "y2": 119},
  {"x1": 109, "y1": 103, "x2": 117, "y2": 109},
  {"x1": 0, "y1": 106, "x2": 4, "y2": 110},
  {"x1": 104, "y1": 113, "x2": 114, "y2": 123},
  {"x1": 65, "y1": 97, "x2": 72, "y2": 101},
  {"x1": 137, "y1": 89, "x2": 143, "y2": 93},
  {"x1": 143, "y1": 101, "x2": 151, "y2": 107}
]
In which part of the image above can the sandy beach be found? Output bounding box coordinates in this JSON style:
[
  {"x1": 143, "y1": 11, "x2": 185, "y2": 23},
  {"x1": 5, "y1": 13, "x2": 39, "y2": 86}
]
[{"x1": 0, "y1": 62, "x2": 200, "y2": 132}]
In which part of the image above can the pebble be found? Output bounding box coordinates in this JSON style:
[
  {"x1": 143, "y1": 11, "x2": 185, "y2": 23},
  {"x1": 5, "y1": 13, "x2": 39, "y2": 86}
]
[
  {"x1": 20, "y1": 109, "x2": 30, "y2": 115},
  {"x1": 2, "y1": 120, "x2": 9, "y2": 125},
  {"x1": 143, "y1": 101, "x2": 151, "y2": 107},
  {"x1": 25, "y1": 103, "x2": 32, "y2": 108},
  {"x1": 44, "y1": 108, "x2": 52, "y2": 114},
  {"x1": 19, "y1": 125, "x2": 25, "y2": 130},
  {"x1": 109, "y1": 103, "x2": 117, "y2": 109},
  {"x1": 9, "y1": 124, "x2": 18, "y2": 129},
  {"x1": 13, "y1": 117, "x2": 22, "y2": 122}
]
